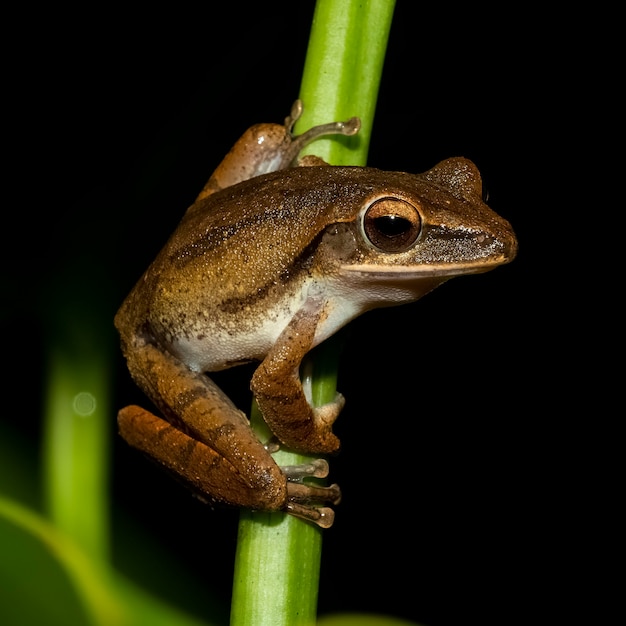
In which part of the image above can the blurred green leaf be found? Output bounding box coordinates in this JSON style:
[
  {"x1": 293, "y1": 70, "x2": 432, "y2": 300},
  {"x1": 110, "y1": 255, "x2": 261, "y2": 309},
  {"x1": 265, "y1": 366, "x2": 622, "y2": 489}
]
[
  {"x1": 0, "y1": 497, "x2": 125, "y2": 626},
  {"x1": 0, "y1": 497, "x2": 219, "y2": 626}
]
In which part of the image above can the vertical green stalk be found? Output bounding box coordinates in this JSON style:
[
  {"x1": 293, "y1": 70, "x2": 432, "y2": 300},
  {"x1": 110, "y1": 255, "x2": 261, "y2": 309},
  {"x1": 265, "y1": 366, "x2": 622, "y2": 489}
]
[
  {"x1": 296, "y1": 0, "x2": 396, "y2": 166},
  {"x1": 230, "y1": 1, "x2": 396, "y2": 625},
  {"x1": 42, "y1": 271, "x2": 113, "y2": 565}
]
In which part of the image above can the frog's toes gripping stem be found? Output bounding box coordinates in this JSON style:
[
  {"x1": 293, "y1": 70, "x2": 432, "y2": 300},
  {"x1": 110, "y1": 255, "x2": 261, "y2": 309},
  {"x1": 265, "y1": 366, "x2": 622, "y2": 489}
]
[
  {"x1": 281, "y1": 458, "x2": 341, "y2": 529},
  {"x1": 286, "y1": 99, "x2": 361, "y2": 138},
  {"x1": 282, "y1": 99, "x2": 361, "y2": 168}
]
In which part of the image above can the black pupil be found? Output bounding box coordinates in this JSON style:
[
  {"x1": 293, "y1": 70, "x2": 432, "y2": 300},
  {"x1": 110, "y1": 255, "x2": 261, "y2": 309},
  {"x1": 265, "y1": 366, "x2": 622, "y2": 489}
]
[{"x1": 374, "y1": 215, "x2": 412, "y2": 238}]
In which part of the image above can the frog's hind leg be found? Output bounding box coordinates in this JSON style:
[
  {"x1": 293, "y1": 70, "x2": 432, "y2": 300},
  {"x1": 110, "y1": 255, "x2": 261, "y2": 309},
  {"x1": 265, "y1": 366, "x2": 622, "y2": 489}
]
[
  {"x1": 118, "y1": 405, "x2": 341, "y2": 527},
  {"x1": 116, "y1": 337, "x2": 288, "y2": 512},
  {"x1": 118, "y1": 404, "x2": 287, "y2": 511},
  {"x1": 117, "y1": 339, "x2": 341, "y2": 524}
]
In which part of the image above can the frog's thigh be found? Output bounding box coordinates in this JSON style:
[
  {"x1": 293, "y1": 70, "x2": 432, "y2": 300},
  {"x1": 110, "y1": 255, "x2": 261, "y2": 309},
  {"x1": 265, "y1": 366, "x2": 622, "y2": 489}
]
[{"x1": 118, "y1": 405, "x2": 287, "y2": 510}]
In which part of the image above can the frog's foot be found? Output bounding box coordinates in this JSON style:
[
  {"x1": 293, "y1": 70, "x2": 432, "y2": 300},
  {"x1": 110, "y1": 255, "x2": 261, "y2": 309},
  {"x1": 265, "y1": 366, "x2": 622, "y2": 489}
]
[
  {"x1": 282, "y1": 99, "x2": 361, "y2": 167},
  {"x1": 262, "y1": 394, "x2": 345, "y2": 455},
  {"x1": 298, "y1": 392, "x2": 344, "y2": 453},
  {"x1": 281, "y1": 459, "x2": 342, "y2": 529},
  {"x1": 313, "y1": 392, "x2": 345, "y2": 430}
]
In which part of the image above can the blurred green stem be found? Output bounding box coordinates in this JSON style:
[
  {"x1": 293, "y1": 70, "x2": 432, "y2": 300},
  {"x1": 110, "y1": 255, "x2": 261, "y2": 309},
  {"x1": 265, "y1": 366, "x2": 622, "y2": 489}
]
[
  {"x1": 230, "y1": 1, "x2": 396, "y2": 625},
  {"x1": 42, "y1": 270, "x2": 114, "y2": 564}
]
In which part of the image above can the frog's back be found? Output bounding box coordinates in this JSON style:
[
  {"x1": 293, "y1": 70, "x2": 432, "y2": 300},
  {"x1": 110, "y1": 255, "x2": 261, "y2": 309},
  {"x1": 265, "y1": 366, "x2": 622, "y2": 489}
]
[{"x1": 116, "y1": 168, "x2": 364, "y2": 370}]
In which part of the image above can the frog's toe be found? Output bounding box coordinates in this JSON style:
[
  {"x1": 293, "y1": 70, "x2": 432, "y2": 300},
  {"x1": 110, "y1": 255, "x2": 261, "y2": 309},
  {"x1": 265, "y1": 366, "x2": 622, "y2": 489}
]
[
  {"x1": 313, "y1": 392, "x2": 345, "y2": 427},
  {"x1": 286, "y1": 480, "x2": 341, "y2": 506},
  {"x1": 285, "y1": 502, "x2": 335, "y2": 529},
  {"x1": 281, "y1": 457, "x2": 329, "y2": 479},
  {"x1": 284, "y1": 480, "x2": 342, "y2": 529}
]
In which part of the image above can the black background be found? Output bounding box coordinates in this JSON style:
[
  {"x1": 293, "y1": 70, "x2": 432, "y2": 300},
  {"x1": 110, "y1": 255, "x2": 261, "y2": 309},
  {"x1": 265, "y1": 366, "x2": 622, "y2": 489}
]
[{"x1": 4, "y1": 2, "x2": 584, "y2": 625}]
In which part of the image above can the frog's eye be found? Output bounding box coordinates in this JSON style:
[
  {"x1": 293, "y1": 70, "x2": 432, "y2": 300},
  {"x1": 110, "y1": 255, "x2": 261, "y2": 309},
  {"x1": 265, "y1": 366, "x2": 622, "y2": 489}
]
[{"x1": 362, "y1": 197, "x2": 422, "y2": 252}]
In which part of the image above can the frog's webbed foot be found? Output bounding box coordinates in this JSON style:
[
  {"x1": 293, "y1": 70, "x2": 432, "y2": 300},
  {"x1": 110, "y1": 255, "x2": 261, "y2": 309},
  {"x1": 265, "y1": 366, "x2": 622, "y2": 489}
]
[
  {"x1": 282, "y1": 99, "x2": 361, "y2": 167},
  {"x1": 281, "y1": 458, "x2": 342, "y2": 529}
]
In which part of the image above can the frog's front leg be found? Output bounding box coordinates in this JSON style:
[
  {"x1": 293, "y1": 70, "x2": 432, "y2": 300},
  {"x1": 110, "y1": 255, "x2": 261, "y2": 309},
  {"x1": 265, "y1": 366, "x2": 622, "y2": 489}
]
[
  {"x1": 251, "y1": 297, "x2": 345, "y2": 454},
  {"x1": 194, "y1": 100, "x2": 360, "y2": 202},
  {"x1": 117, "y1": 337, "x2": 340, "y2": 527}
]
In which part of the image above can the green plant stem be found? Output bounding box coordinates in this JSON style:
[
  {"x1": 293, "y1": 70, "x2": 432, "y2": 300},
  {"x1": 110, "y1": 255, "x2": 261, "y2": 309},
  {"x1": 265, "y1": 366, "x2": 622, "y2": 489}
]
[
  {"x1": 230, "y1": 1, "x2": 396, "y2": 625},
  {"x1": 296, "y1": 0, "x2": 396, "y2": 166},
  {"x1": 42, "y1": 277, "x2": 113, "y2": 564}
]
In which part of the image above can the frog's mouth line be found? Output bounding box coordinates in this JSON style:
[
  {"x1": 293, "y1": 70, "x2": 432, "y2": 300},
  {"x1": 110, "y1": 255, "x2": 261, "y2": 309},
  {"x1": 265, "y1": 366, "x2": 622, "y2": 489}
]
[{"x1": 339, "y1": 257, "x2": 511, "y2": 279}]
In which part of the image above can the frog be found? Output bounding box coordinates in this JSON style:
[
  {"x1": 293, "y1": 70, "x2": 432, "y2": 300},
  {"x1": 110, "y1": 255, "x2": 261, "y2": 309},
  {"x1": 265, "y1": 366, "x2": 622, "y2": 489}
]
[{"x1": 115, "y1": 101, "x2": 517, "y2": 528}]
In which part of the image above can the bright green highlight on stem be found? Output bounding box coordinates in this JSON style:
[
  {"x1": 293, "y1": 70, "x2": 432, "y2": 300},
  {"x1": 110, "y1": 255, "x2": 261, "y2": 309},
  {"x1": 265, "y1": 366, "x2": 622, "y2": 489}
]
[
  {"x1": 230, "y1": 1, "x2": 396, "y2": 625},
  {"x1": 43, "y1": 314, "x2": 112, "y2": 565}
]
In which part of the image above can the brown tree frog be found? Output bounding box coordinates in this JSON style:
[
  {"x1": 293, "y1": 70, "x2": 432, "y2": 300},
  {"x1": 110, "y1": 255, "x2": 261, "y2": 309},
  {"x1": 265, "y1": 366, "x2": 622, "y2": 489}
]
[{"x1": 115, "y1": 101, "x2": 517, "y2": 528}]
